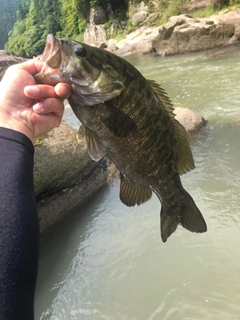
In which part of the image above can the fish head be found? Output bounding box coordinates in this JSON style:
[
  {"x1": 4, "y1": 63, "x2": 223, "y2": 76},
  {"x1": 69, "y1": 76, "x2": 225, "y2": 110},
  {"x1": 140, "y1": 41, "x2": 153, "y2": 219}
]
[{"x1": 35, "y1": 34, "x2": 124, "y2": 105}]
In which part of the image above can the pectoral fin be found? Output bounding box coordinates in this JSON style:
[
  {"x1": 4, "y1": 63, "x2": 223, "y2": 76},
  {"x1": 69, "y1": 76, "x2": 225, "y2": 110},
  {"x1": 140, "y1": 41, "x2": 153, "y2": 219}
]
[
  {"x1": 83, "y1": 126, "x2": 106, "y2": 161},
  {"x1": 99, "y1": 108, "x2": 136, "y2": 137},
  {"x1": 120, "y1": 174, "x2": 152, "y2": 206}
]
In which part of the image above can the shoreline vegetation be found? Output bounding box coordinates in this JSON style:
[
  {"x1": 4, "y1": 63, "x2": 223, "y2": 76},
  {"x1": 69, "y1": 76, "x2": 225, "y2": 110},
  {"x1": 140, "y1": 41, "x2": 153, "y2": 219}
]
[{"x1": 1, "y1": 0, "x2": 240, "y2": 58}]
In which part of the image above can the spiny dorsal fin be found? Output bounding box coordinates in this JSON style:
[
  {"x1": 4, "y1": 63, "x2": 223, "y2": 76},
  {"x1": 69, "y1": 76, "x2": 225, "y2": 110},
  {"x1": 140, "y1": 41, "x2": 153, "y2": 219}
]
[
  {"x1": 120, "y1": 174, "x2": 152, "y2": 207},
  {"x1": 147, "y1": 79, "x2": 195, "y2": 174}
]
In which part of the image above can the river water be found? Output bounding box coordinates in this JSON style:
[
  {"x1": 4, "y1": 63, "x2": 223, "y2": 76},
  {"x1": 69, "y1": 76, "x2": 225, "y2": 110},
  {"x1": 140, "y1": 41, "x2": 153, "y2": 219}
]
[{"x1": 35, "y1": 46, "x2": 240, "y2": 319}]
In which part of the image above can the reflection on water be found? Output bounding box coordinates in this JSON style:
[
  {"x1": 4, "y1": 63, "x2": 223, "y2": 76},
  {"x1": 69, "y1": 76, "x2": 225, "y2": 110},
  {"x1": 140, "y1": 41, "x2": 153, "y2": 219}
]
[{"x1": 35, "y1": 47, "x2": 240, "y2": 319}]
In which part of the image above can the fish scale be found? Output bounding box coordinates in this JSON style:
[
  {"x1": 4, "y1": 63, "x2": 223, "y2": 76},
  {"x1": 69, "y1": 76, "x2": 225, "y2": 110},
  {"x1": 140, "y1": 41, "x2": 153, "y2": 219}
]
[{"x1": 35, "y1": 34, "x2": 207, "y2": 242}]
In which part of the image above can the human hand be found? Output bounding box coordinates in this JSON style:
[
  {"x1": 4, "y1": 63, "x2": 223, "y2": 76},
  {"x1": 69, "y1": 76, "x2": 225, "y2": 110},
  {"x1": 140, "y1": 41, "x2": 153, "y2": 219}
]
[{"x1": 0, "y1": 59, "x2": 72, "y2": 141}]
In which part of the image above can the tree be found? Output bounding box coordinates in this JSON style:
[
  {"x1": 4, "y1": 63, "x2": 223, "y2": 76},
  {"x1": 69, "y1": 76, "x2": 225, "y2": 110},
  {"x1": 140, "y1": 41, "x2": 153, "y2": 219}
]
[{"x1": 0, "y1": 0, "x2": 27, "y2": 49}]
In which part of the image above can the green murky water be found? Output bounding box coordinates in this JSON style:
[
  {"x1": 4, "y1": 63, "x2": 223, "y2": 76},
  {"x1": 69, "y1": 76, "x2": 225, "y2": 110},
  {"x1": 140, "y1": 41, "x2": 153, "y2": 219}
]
[{"x1": 35, "y1": 46, "x2": 240, "y2": 319}]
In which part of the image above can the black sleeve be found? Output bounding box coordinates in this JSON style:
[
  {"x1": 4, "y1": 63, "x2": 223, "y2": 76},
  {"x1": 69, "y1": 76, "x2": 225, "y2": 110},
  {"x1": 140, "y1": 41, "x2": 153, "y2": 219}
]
[{"x1": 0, "y1": 128, "x2": 39, "y2": 320}]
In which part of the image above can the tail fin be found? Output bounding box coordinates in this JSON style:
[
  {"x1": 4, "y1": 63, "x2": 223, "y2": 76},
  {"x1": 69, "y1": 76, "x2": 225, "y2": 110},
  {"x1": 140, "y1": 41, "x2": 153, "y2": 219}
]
[{"x1": 160, "y1": 191, "x2": 207, "y2": 242}]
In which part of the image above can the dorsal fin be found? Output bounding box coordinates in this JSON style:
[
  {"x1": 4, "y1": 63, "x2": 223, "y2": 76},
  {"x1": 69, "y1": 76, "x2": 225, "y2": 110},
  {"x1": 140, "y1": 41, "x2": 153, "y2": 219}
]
[{"x1": 147, "y1": 79, "x2": 195, "y2": 174}]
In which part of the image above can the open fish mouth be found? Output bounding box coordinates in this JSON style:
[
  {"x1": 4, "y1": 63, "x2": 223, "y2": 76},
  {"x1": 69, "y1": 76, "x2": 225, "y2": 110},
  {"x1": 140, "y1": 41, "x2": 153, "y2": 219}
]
[
  {"x1": 41, "y1": 34, "x2": 61, "y2": 66},
  {"x1": 35, "y1": 34, "x2": 70, "y2": 85}
]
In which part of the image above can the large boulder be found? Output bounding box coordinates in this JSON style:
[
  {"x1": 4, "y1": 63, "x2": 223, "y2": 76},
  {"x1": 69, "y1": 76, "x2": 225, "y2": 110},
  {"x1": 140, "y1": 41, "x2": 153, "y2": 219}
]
[
  {"x1": 152, "y1": 11, "x2": 240, "y2": 56},
  {"x1": 106, "y1": 26, "x2": 159, "y2": 55},
  {"x1": 89, "y1": 6, "x2": 106, "y2": 24},
  {"x1": 35, "y1": 121, "x2": 117, "y2": 233},
  {"x1": 34, "y1": 121, "x2": 92, "y2": 197},
  {"x1": 0, "y1": 51, "x2": 26, "y2": 80},
  {"x1": 107, "y1": 10, "x2": 240, "y2": 56},
  {"x1": 174, "y1": 107, "x2": 207, "y2": 136},
  {"x1": 84, "y1": 24, "x2": 107, "y2": 47},
  {"x1": 129, "y1": 0, "x2": 149, "y2": 26},
  {"x1": 84, "y1": 6, "x2": 107, "y2": 47},
  {"x1": 131, "y1": 11, "x2": 148, "y2": 26}
]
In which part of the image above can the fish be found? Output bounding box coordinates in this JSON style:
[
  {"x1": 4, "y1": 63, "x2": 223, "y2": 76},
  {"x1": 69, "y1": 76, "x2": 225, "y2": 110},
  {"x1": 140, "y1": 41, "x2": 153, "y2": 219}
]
[{"x1": 35, "y1": 34, "x2": 207, "y2": 242}]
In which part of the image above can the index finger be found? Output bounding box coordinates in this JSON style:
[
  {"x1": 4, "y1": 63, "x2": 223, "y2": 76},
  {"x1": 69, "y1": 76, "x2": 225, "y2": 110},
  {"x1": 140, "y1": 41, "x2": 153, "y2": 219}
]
[{"x1": 24, "y1": 84, "x2": 59, "y2": 99}]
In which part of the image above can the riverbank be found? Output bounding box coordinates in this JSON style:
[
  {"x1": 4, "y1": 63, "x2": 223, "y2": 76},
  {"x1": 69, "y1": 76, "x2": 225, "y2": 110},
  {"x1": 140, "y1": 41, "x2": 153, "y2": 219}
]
[{"x1": 85, "y1": 9, "x2": 240, "y2": 56}]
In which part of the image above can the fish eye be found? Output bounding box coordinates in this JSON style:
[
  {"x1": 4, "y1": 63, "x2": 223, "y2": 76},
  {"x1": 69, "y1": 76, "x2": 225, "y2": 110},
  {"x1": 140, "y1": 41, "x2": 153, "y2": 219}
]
[{"x1": 75, "y1": 46, "x2": 87, "y2": 57}]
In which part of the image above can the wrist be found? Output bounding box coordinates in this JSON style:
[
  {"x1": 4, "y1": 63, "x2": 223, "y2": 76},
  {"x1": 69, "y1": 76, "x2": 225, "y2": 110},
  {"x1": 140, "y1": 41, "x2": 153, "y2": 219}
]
[{"x1": 0, "y1": 113, "x2": 33, "y2": 141}]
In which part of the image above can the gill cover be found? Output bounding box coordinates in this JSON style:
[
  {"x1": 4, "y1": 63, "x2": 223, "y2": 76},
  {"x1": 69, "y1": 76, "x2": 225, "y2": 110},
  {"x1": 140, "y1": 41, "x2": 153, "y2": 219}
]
[{"x1": 63, "y1": 41, "x2": 125, "y2": 105}]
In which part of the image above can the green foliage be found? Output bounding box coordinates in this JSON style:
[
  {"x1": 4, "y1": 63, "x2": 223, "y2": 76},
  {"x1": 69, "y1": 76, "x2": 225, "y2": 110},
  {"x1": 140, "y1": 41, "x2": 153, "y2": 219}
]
[
  {"x1": 3, "y1": 0, "x2": 239, "y2": 57},
  {"x1": 17, "y1": 2, "x2": 29, "y2": 20},
  {"x1": 210, "y1": 0, "x2": 240, "y2": 9},
  {"x1": 0, "y1": 0, "x2": 27, "y2": 49},
  {"x1": 57, "y1": 0, "x2": 81, "y2": 38},
  {"x1": 229, "y1": 0, "x2": 240, "y2": 5},
  {"x1": 191, "y1": 5, "x2": 215, "y2": 18},
  {"x1": 4, "y1": 0, "x2": 127, "y2": 56},
  {"x1": 75, "y1": 0, "x2": 90, "y2": 19},
  {"x1": 6, "y1": 1, "x2": 46, "y2": 57},
  {"x1": 159, "y1": 0, "x2": 186, "y2": 24},
  {"x1": 211, "y1": 0, "x2": 228, "y2": 9}
]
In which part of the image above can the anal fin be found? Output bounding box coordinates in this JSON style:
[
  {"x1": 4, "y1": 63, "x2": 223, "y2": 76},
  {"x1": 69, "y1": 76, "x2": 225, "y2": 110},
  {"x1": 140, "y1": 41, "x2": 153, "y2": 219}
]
[{"x1": 120, "y1": 174, "x2": 152, "y2": 207}]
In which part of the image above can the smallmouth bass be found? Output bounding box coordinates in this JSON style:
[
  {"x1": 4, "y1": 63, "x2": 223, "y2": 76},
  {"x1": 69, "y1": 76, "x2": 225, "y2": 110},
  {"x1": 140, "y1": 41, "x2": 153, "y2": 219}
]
[{"x1": 35, "y1": 34, "x2": 207, "y2": 242}]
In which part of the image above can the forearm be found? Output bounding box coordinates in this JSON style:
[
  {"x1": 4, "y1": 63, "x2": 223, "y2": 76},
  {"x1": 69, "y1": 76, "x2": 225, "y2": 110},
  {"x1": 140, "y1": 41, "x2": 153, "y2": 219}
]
[{"x1": 0, "y1": 128, "x2": 39, "y2": 319}]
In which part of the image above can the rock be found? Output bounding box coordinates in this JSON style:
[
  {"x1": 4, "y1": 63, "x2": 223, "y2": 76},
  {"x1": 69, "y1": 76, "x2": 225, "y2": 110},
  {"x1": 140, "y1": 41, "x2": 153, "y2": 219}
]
[
  {"x1": 34, "y1": 121, "x2": 92, "y2": 197},
  {"x1": 0, "y1": 50, "x2": 9, "y2": 56},
  {"x1": 84, "y1": 6, "x2": 107, "y2": 47},
  {"x1": 106, "y1": 26, "x2": 159, "y2": 55},
  {"x1": 129, "y1": 1, "x2": 148, "y2": 17},
  {"x1": 38, "y1": 156, "x2": 117, "y2": 234},
  {"x1": 174, "y1": 107, "x2": 207, "y2": 136},
  {"x1": 84, "y1": 24, "x2": 107, "y2": 47},
  {"x1": 104, "y1": 10, "x2": 240, "y2": 57},
  {"x1": 89, "y1": 6, "x2": 106, "y2": 24},
  {"x1": 145, "y1": 13, "x2": 159, "y2": 26},
  {"x1": 106, "y1": 43, "x2": 119, "y2": 52},
  {"x1": 152, "y1": 12, "x2": 240, "y2": 56},
  {"x1": 99, "y1": 43, "x2": 107, "y2": 49},
  {"x1": 34, "y1": 121, "x2": 117, "y2": 233},
  {"x1": 131, "y1": 11, "x2": 148, "y2": 26},
  {"x1": 182, "y1": 0, "x2": 212, "y2": 14},
  {"x1": 0, "y1": 52, "x2": 27, "y2": 80}
]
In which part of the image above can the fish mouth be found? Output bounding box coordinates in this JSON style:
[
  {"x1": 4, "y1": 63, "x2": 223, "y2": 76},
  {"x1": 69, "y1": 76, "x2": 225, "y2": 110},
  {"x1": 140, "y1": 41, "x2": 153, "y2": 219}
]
[
  {"x1": 35, "y1": 34, "x2": 70, "y2": 85},
  {"x1": 41, "y1": 34, "x2": 61, "y2": 66}
]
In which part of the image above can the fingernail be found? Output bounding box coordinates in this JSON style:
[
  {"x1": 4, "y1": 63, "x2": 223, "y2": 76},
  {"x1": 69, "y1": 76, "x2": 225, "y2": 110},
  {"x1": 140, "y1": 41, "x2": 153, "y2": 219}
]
[
  {"x1": 33, "y1": 102, "x2": 44, "y2": 113},
  {"x1": 27, "y1": 86, "x2": 39, "y2": 96}
]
